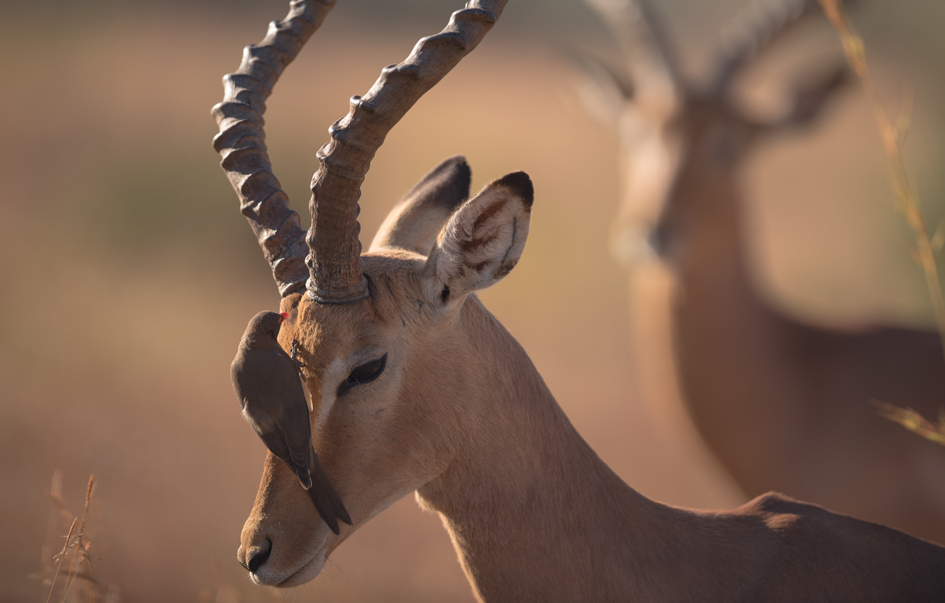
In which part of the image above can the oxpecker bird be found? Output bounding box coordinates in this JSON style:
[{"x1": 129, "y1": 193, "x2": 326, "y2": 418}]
[{"x1": 231, "y1": 311, "x2": 351, "y2": 534}]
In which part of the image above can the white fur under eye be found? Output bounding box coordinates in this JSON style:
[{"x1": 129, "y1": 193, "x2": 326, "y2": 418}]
[{"x1": 317, "y1": 357, "x2": 347, "y2": 428}]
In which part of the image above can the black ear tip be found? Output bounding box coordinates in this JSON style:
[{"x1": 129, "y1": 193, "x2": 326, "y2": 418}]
[
  {"x1": 443, "y1": 155, "x2": 469, "y2": 169},
  {"x1": 444, "y1": 155, "x2": 472, "y2": 191},
  {"x1": 434, "y1": 155, "x2": 470, "y2": 179},
  {"x1": 414, "y1": 155, "x2": 471, "y2": 211},
  {"x1": 496, "y1": 171, "x2": 534, "y2": 209}
]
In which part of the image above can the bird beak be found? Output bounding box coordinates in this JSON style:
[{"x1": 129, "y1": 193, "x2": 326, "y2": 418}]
[{"x1": 278, "y1": 312, "x2": 288, "y2": 324}]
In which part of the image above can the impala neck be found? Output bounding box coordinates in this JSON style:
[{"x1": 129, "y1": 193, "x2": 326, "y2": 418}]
[
  {"x1": 670, "y1": 163, "x2": 748, "y2": 288},
  {"x1": 416, "y1": 298, "x2": 681, "y2": 602}
]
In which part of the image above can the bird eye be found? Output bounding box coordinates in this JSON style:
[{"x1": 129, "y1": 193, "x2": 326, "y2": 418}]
[{"x1": 346, "y1": 354, "x2": 387, "y2": 387}]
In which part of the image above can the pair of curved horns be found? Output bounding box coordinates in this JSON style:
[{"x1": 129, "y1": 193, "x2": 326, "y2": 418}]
[
  {"x1": 213, "y1": 0, "x2": 508, "y2": 303},
  {"x1": 585, "y1": 0, "x2": 851, "y2": 100}
]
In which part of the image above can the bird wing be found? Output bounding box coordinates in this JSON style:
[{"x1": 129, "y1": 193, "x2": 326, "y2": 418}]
[
  {"x1": 233, "y1": 344, "x2": 350, "y2": 534},
  {"x1": 269, "y1": 348, "x2": 315, "y2": 483},
  {"x1": 269, "y1": 350, "x2": 352, "y2": 533},
  {"x1": 233, "y1": 346, "x2": 314, "y2": 490}
]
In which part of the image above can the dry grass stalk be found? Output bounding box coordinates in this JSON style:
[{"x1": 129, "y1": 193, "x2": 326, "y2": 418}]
[
  {"x1": 872, "y1": 400, "x2": 945, "y2": 446},
  {"x1": 38, "y1": 473, "x2": 114, "y2": 603},
  {"x1": 45, "y1": 518, "x2": 77, "y2": 603},
  {"x1": 818, "y1": 0, "x2": 945, "y2": 446}
]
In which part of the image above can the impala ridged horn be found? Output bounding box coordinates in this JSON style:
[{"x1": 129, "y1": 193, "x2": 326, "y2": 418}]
[
  {"x1": 212, "y1": 0, "x2": 336, "y2": 299},
  {"x1": 212, "y1": 0, "x2": 508, "y2": 304},
  {"x1": 711, "y1": 0, "x2": 856, "y2": 94},
  {"x1": 583, "y1": 0, "x2": 683, "y2": 109},
  {"x1": 306, "y1": 0, "x2": 509, "y2": 303}
]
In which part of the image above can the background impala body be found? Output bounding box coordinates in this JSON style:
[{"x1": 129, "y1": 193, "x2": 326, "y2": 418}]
[
  {"x1": 579, "y1": 0, "x2": 945, "y2": 544},
  {"x1": 212, "y1": 0, "x2": 945, "y2": 599}
]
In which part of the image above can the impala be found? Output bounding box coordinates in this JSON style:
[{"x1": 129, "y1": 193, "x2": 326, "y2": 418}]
[
  {"x1": 212, "y1": 0, "x2": 945, "y2": 599},
  {"x1": 579, "y1": 0, "x2": 945, "y2": 545}
]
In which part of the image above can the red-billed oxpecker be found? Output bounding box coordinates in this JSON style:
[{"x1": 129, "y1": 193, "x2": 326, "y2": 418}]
[{"x1": 232, "y1": 311, "x2": 351, "y2": 534}]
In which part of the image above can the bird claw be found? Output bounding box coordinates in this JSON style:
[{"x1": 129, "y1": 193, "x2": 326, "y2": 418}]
[{"x1": 290, "y1": 339, "x2": 306, "y2": 370}]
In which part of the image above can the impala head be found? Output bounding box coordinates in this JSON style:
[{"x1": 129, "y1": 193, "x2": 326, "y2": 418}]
[
  {"x1": 579, "y1": 0, "x2": 851, "y2": 265},
  {"x1": 212, "y1": 0, "x2": 525, "y2": 587}
]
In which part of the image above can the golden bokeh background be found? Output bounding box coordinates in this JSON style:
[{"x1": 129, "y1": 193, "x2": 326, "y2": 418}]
[{"x1": 2, "y1": 0, "x2": 944, "y2": 600}]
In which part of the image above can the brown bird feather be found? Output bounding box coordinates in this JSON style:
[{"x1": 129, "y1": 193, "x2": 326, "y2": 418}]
[{"x1": 232, "y1": 311, "x2": 351, "y2": 534}]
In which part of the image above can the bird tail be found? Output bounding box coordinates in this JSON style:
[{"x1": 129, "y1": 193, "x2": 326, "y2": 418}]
[
  {"x1": 308, "y1": 477, "x2": 341, "y2": 535},
  {"x1": 310, "y1": 447, "x2": 352, "y2": 529}
]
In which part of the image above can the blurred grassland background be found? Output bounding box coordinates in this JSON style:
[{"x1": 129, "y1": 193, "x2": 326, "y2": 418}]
[{"x1": 2, "y1": 0, "x2": 945, "y2": 600}]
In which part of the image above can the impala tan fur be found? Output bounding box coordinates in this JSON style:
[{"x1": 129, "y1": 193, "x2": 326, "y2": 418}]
[
  {"x1": 213, "y1": 0, "x2": 945, "y2": 599},
  {"x1": 246, "y1": 170, "x2": 945, "y2": 599},
  {"x1": 580, "y1": 0, "x2": 945, "y2": 544}
]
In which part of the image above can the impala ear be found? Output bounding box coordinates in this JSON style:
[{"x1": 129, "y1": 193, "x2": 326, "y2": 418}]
[
  {"x1": 424, "y1": 172, "x2": 533, "y2": 306},
  {"x1": 570, "y1": 50, "x2": 634, "y2": 128},
  {"x1": 779, "y1": 64, "x2": 850, "y2": 128},
  {"x1": 370, "y1": 156, "x2": 472, "y2": 256}
]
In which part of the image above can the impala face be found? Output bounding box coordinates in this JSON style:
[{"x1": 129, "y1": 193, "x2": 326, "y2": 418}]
[
  {"x1": 239, "y1": 256, "x2": 442, "y2": 586},
  {"x1": 237, "y1": 171, "x2": 534, "y2": 586},
  {"x1": 612, "y1": 96, "x2": 763, "y2": 264},
  {"x1": 645, "y1": 98, "x2": 764, "y2": 262}
]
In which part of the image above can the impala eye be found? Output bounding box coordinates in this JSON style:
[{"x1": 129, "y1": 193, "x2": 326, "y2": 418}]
[{"x1": 346, "y1": 354, "x2": 387, "y2": 388}]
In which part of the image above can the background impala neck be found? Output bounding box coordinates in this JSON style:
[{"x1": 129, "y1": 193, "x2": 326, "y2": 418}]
[
  {"x1": 662, "y1": 156, "x2": 747, "y2": 281},
  {"x1": 662, "y1": 158, "x2": 849, "y2": 501},
  {"x1": 415, "y1": 298, "x2": 668, "y2": 601}
]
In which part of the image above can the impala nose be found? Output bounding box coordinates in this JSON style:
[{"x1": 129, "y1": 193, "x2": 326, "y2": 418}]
[
  {"x1": 238, "y1": 538, "x2": 272, "y2": 573},
  {"x1": 648, "y1": 224, "x2": 667, "y2": 256}
]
